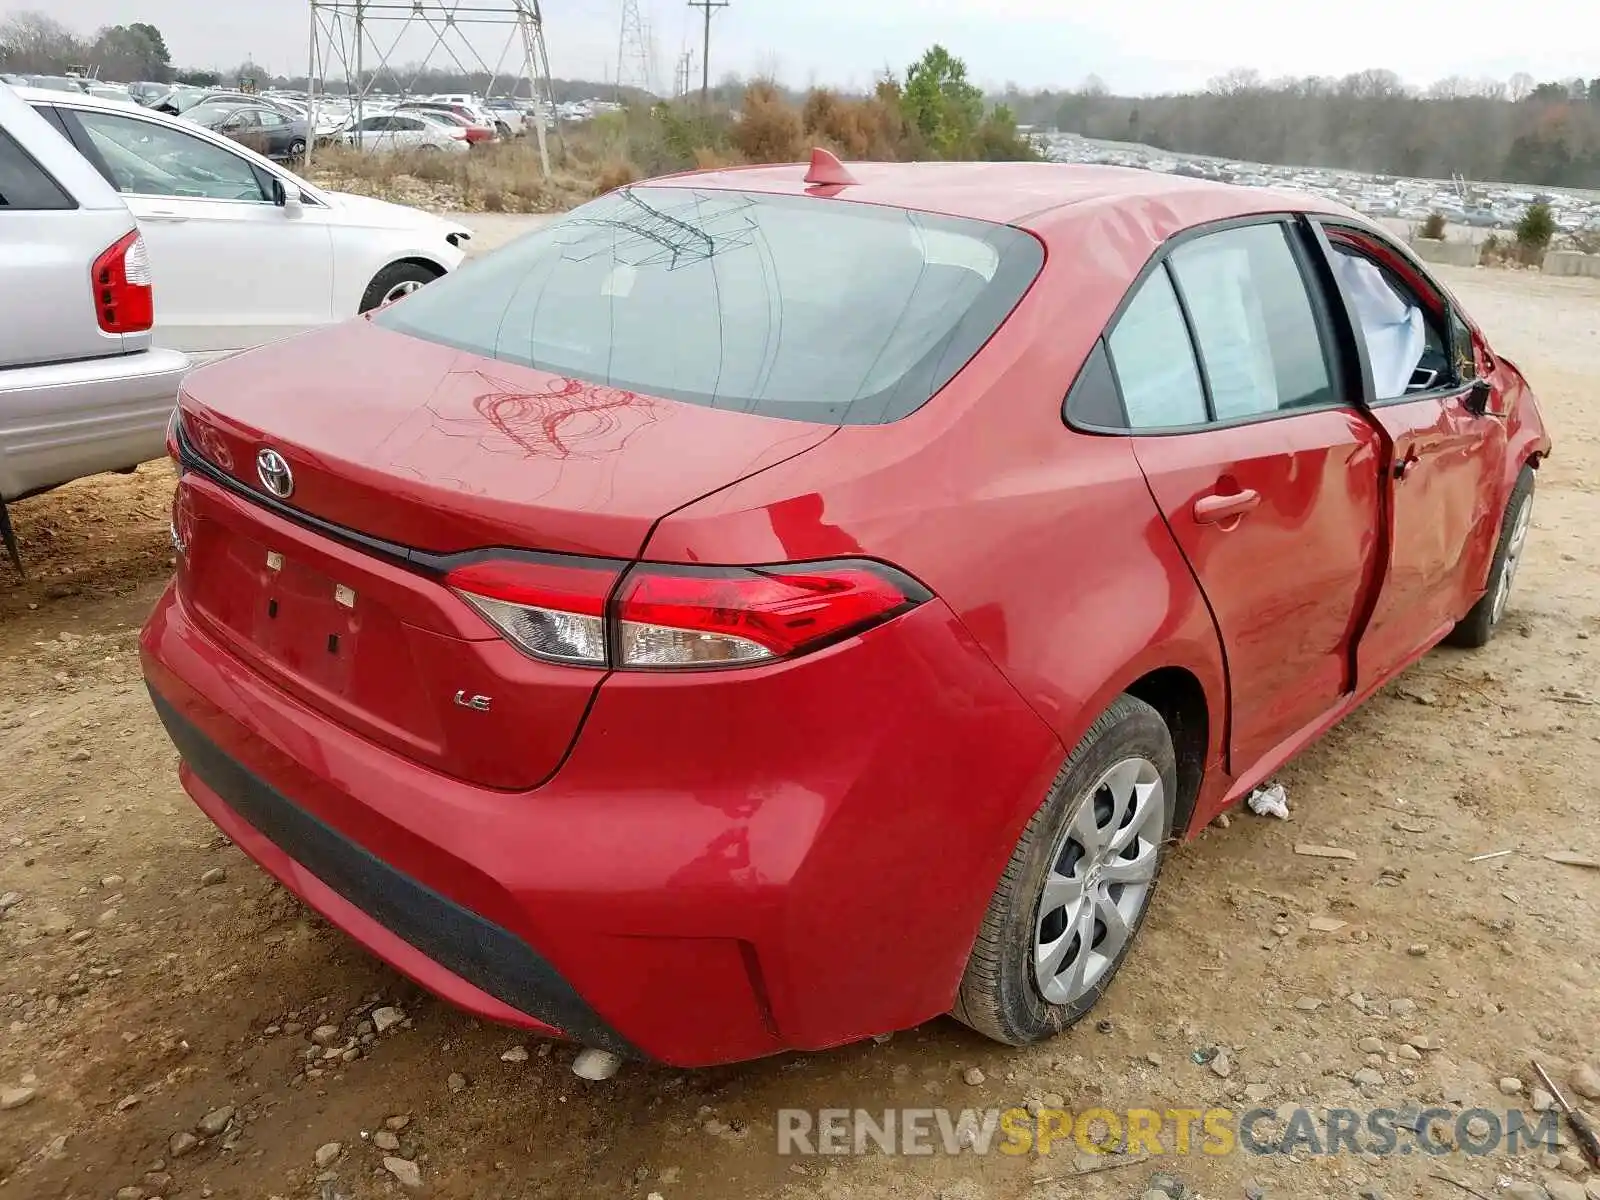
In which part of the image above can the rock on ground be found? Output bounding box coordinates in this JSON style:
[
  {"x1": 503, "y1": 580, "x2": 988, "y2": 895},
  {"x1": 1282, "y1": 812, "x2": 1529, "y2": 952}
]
[{"x1": 383, "y1": 1157, "x2": 423, "y2": 1189}]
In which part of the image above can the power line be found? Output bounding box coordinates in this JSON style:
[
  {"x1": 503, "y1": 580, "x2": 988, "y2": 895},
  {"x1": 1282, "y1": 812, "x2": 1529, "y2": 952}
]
[{"x1": 685, "y1": 0, "x2": 727, "y2": 105}]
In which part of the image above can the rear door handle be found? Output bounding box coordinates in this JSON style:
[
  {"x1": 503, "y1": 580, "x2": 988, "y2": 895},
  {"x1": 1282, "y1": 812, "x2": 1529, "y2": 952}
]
[
  {"x1": 142, "y1": 209, "x2": 189, "y2": 223},
  {"x1": 1193, "y1": 489, "x2": 1261, "y2": 524}
]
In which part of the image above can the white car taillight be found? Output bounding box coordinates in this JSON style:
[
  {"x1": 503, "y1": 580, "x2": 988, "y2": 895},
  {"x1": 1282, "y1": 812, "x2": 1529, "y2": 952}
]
[{"x1": 444, "y1": 557, "x2": 929, "y2": 670}]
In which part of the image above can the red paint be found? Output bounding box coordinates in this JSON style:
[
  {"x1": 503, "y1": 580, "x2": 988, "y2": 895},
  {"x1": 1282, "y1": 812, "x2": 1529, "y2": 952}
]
[
  {"x1": 803, "y1": 146, "x2": 857, "y2": 187},
  {"x1": 143, "y1": 163, "x2": 1551, "y2": 1065}
]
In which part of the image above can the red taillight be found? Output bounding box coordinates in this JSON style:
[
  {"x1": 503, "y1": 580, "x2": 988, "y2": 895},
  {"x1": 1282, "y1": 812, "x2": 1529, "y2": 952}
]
[
  {"x1": 91, "y1": 230, "x2": 155, "y2": 334},
  {"x1": 464, "y1": 127, "x2": 492, "y2": 144},
  {"x1": 616, "y1": 564, "x2": 921, "y2": 666},
  {"x1": 445, "y1": 557, "x2": 928, "y2": 670},
  {"x1": 446, "y1": 557, "x2": 618, "y2": 666}
]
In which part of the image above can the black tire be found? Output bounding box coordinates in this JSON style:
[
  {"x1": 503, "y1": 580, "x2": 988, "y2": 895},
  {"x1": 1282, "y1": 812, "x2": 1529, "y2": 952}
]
[
  {"x1": 1446, "y1": 465, "x2": 1534, "y2": 649},
  {"x1": 288, "y1": 138, "x2": 307, "y2": 158},
  {"x1": 952, "y1": 694, "x2": 1177, "y2": 1045},
  {"x1": 495, "y1": 121, "x2": 511, "y2": 138},
  {"x1": 358, "y1": 262, "x2": 441, "y2": 314}
]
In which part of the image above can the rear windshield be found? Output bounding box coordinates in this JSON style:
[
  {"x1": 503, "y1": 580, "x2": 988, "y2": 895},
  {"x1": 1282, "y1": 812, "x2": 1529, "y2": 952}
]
[{"x1": 373, "y1": 186, "x2": 1044, "y2": 425}]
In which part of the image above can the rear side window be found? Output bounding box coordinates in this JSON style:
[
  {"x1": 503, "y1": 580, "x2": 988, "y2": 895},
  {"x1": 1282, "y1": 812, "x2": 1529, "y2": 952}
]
[
  {"x1": 0, "y1": 128, "x2": 72, "y2": 210},
  {"x1": 1168, "y1": 223, "x2": 1333, "y2": 419},
  {"x1": 374, "y1": 186, "x2": 1045, "y2": 425},
  {"x1": 1106, "y1": 267, "x2": 1207, "y2": 428}
]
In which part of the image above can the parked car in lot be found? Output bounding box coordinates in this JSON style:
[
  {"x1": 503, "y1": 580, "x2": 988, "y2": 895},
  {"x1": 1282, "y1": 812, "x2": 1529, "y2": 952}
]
[
  {"x1": 186, "y1": 102, "x2": 312, "y2": 161},
  {"x1": 126, "y1": 81, "x2": 171, "y2": 107},
  {"x1": 343, "y1": 111, "x2": 470, "y2": 153},
  {"x1": 22, "y1": 74, "x2": 89, "y2": 94},
  {"x1": 141, "y1": 156, "x2": 1549, "y2": 1067},
  {"x1": 0, "y1": 84, "x2": 188, "y2": 568},
  {"x1": 264, "y1": 96, "x2": 347, "y2": 141},
  {"x1": 13, "y1": 86, "x2": 472, "y2": 361},
  {"x1": 393, "y1": 101, "x2": 496, "y2": 144},
  {"x1": 483, "y1": 99, "x2": 525, "y2": 136}
]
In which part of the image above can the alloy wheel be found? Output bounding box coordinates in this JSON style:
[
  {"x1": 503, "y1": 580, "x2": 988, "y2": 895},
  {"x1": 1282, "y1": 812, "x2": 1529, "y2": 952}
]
[
  {"x1": 1491, "y1": 493, "x2": 1532, "y2": 625},
  {"x1": 1033, "y1": 757, "x2": 1166, "y2": 1005},
  {"x1": 383, "y1": 279, "x2": 427, "y2": 304}
]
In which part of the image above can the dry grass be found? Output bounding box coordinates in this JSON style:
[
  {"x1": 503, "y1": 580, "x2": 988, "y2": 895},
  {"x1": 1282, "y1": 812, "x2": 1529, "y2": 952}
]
[
  {"x1": 305, "y1": 80, "x2": 1034, "y2": 213},
  {"x1": 306, "y1": 141, "x2": 600, "y2": 213}
]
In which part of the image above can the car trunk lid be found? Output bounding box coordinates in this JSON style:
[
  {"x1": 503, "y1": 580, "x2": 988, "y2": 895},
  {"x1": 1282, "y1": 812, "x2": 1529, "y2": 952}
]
[
  {"x1": 178, "y1": 319, "x2": 834, "y2": 557},
  {"x1": 172, "y1": 319, "x2": 835, "y2": 788}
]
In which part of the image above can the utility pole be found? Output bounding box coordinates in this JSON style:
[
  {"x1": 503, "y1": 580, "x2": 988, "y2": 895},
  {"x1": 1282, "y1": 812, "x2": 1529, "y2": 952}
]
[
  {"x1": 674, "y1": 48, "x2": 696, "y2": 98},
  {"x1": 686, "y1": 0, "x2": 727, "y2": 105}
]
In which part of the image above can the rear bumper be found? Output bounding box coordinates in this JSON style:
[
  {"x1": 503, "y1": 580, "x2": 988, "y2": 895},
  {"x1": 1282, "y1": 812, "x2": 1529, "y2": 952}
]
[
  {"x1": 141, "y1": 579, "x2": 1062, "y2": 1066},
  {"x1": 149, "y1": 690, "x2": 616, "y2": 1052},
  {"x1": 0, "y1": 347, "x2": 190, "y2": 499}
]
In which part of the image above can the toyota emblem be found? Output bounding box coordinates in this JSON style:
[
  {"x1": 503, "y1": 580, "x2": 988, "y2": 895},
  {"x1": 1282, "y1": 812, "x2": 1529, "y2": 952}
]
[{"x1": 256, "y1": 448, "x2": 294, "y2": 499}]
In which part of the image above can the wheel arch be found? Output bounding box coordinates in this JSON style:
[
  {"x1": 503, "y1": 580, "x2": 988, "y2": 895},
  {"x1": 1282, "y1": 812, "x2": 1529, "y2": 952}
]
[
  {"x1": 1044, "y1": 635, "x2": 1227, "y2": 839},
  {"x1": 356, "y1": 257, "x2": 450, "y2": 314},
  {"x1": 1123, "y1": 665, "x2": 1211, "y2": 839},
  {"x1": 377, "y1": 254, "x2": 449, "y2": 282}
]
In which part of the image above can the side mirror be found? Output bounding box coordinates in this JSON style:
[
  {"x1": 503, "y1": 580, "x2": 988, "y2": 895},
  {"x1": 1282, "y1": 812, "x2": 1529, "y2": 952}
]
[
  {"x1": 272, "y1": 178, "x2": 304, "y2": 216},
  {"x1": 1465, "y1": 378, "x2": 1493, "y2": 417}
]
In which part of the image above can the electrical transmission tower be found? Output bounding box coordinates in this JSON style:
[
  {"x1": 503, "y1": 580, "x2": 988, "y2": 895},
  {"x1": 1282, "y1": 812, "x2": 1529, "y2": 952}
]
[
  {"x1": 615, "y1": 0, "x2": 654, "y2": 99},
  {"x1": 685, "y1": 0, "x2": 727, "y2": 105},
  {"x1": 672, "y1": 47, "x2": 696, "y2": 98},
  {"x1": 306, "y1": 0, "x2": 559, "y2": 174}
]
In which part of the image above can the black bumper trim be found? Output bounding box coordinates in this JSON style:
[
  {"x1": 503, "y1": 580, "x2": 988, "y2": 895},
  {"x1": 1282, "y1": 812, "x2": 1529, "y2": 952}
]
[{"x1": 148, "y1": 689, "x2": 638, "y2": 1060}]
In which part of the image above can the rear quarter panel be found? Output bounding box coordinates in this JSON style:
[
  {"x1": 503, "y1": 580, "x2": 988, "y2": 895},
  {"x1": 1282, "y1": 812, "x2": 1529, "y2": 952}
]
[
  {"x1": 1474, "y1": 350, "x2": 1550, "y2": 593},
  {"x1": 644, "y1": 199, "x2": 1233, "y2": 837}
]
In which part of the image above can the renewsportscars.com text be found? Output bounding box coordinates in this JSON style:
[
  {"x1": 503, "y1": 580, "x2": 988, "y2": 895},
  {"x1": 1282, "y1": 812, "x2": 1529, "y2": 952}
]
[{"x1": 776, "y1": 1106, "x2": 1560, "y2": 1158}]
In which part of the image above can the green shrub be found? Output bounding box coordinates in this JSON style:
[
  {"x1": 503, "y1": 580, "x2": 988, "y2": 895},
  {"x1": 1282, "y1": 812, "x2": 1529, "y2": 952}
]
[{"x1": 1516, "y1": 202, "x2": 1556, "y2": 255}]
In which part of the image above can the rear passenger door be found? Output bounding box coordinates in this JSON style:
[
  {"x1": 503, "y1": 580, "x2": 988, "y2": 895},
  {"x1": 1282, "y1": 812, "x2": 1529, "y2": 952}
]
[
  {"x1": 1308, "y1": 222, "x2": 1505, "y2": 678},
  {"x1": 1092, "y1": 219, "x2": 1385, "y2": 774}
]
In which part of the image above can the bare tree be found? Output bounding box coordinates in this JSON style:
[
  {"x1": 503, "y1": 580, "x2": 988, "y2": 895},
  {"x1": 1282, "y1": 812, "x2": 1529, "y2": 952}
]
[
  {"x1": 1208, "y1": 67, "x2": 1261, "y2": 96},
  {"x1": 0, "y1": 11, "x2": 84, "y2": 72}
]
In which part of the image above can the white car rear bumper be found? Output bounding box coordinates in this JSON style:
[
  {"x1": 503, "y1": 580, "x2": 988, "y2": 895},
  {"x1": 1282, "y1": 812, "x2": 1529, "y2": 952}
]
[{"x1": 0, "y1": 347, "x2": 191, "y2": 499}]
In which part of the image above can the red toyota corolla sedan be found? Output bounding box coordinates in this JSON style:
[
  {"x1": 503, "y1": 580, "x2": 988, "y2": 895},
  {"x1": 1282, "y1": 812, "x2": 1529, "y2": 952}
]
[{"x1": 141, "y1": 156, "x2": 1551, "y2": 1067}]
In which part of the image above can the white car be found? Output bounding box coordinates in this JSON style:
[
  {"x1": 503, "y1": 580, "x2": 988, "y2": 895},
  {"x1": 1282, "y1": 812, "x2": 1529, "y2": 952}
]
[
  {"x1": 0, "y1": 83, "x2": 190, "y2": 563},
  {"x1": 273, "y1": 97, "x2": 348, "y2": 140},
  {"x1": 345, "y1": 110, "x2": 471, "y2": 154},
  {"x1": 14, "y1": 86, "x2": 471, "y2": 363},
  {"x1": 483, "y1": 101, "x2": 527, "y2": 136}
]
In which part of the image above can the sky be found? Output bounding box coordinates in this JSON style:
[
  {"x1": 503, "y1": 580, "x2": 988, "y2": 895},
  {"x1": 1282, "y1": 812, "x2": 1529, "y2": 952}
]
[{"x1": 20, "y1": 0, "x2": 1600, "y2": 95}]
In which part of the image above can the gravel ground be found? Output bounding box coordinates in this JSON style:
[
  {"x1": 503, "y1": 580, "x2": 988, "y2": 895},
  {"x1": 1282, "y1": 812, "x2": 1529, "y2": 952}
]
[{"x1": 0, "y1": 260, "x2": 1596, "y2": 1200}]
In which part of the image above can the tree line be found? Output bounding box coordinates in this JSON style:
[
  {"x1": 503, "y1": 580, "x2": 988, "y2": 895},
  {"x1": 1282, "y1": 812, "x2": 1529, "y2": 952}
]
[
  {"x1": 0, "y1": 12, "x2": 172, "y2": 81},
  {"x1": 24, "y1": 6, "x2": 1591, "y2": 190},
  {"x1": 0, "y1": 10, "x2": 664, "y2": 105},
  {"x1": 997, "y1": 69, "x2": 1600, "y2": 189}
]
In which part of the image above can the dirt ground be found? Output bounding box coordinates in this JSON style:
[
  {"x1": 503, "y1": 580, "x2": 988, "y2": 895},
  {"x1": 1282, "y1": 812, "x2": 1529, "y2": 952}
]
[{"x1": 2, "y1": 263, "x2": 1597, "y2": 1200}]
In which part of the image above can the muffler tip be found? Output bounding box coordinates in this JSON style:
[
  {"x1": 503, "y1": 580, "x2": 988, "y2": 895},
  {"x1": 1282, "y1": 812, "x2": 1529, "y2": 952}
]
[{"x1": 571, "y1": 1048, "x2": 622, "y2": 1080}]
